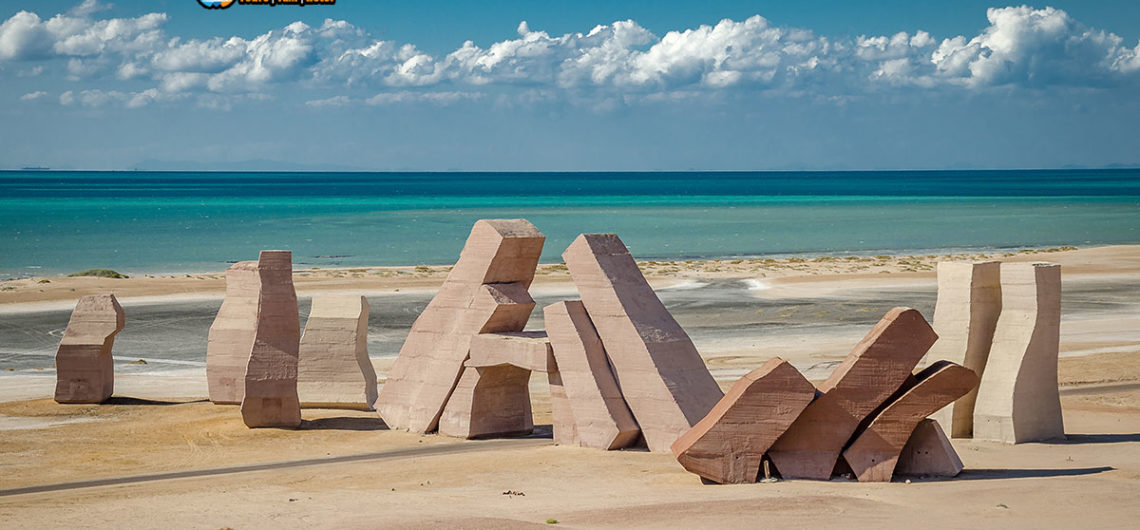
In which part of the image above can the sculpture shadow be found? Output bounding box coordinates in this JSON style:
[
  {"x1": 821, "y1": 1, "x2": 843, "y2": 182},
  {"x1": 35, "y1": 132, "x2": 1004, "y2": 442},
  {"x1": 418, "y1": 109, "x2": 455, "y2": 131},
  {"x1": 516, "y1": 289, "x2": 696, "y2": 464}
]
[
  {"x1": 104, "y1": 397, "x2": 208, "y2": 406},
  {"x1": 945, "y1": 466, "x2": 1114, "y2": 481},
  {"x1": 1042, "y1": 433, "x2": 1140, "y2": 445},
  {"x1": 301, "y1": 416, "x2": 389, "y2": 431},
  {"x1": 524, "y1": 424, "x2": 554, "y2": 439}
]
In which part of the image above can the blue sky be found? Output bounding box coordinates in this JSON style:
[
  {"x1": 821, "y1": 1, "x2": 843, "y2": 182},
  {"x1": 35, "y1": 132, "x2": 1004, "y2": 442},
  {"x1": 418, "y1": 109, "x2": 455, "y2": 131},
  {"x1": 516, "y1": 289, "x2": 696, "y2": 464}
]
[{"x1": 2, "y1": 0, "x2": 1138, "y2": 171}]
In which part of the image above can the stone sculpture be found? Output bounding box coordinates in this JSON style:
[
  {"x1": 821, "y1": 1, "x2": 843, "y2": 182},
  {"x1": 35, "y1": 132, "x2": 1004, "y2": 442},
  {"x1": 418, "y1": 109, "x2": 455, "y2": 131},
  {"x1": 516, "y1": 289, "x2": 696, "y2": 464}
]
[
  {"x1": 438, "y1": 331, "x2": 553, "y2": 439},
  {"x1": 766, "y1": 307, "x2": 938, "y2": 480},
  {"x1": 53, "y1": 294, "x2": 125, "y2": 404},
  {"x1": 297, "y1": 295, "x2": 377, "y2": 410},
  {"x1": 894, "y1": 419, "x2": 964, "y2": 478},
  {"x1": 671, "y1": 358, "x2": 816, "y2": 484},
  {"x1": 926, "y1": 261, "x2": 1002, "y2": 438},
  {"x1": 842, "y1": 361, "x2": 979, "y2": 482},
  {"x1": 563, "y1": 233, "x2": 723, "y2": 452},
  {"x1": 239, "y1": 250, "x2": 302, "y2": 429},
  {"x1": 206, "y1": 260, "x2": 260, "y2": 404},
  {"x1": 973, "y1": 262, "x2": 1064, "y2": 443},
  {"x1": 544, "y1": 301, "x2": 640, "y2": 450},
  {"x1": 377, "y1": 220, "x2": 544, "y2": 433}
]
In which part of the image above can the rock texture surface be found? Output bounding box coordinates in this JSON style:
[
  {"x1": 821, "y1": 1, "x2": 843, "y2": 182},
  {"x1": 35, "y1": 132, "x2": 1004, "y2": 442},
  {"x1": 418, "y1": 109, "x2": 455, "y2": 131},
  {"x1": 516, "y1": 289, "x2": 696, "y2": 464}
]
[
  {"x1": 206, "y1": 260, "x2": 260, "y2": 404},
  {"x1": 467, "y1": 331, "x2": 555, "y2": 372},
  {"x1": 563, "y1": 234, "x2": 722, "y2": 452},
  {"x1": 671, "y1": 358, "x2": 816, "y2": 484},
  {"x1": 767, "y1": 307, "x2": 938, "y2": 480},
  {"x1": 926, "y1": 261, "x2": 1002, "y2": 438},
  {"x1": 544, "y1": 301, "x2": 640, "y2": 450},
  {"x1": 53, "y1": 294, "x2": 125, "y2": 404},
  {"x1": 974, "y1": 262, "x2": 1065, "y2": 443},
  {"x1": 239, "y1": 250, "x2": 302, "y2": 429},
  {"x1": 842, "y1": 361, "x2": 979, "y2": 482},
  {"x1": 376, "y1": 220, "x2": 544, "y2": 433},
  {"x1": 438, "y1": 364, "x2": 534, "y2": 439},
  {"x1": 895, "y1": 419, "x2": 964, "y2": 478},
  {"x1": 297, "y1": 295, "x2": 377, "y2": 410}
]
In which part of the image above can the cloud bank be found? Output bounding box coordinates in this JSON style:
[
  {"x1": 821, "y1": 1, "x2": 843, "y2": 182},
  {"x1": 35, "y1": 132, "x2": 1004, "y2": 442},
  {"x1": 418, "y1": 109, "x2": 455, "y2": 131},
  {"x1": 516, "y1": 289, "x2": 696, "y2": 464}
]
[{"x1": 2, "y1": 2, "x2": 1138, "y2": 108}]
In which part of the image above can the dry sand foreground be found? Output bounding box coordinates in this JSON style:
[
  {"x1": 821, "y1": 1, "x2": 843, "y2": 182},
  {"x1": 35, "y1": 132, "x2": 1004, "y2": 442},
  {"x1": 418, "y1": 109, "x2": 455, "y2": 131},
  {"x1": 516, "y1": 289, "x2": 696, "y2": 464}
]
[{"x1": 1, "y1": 245, "x2": 1139, "y2": 528}]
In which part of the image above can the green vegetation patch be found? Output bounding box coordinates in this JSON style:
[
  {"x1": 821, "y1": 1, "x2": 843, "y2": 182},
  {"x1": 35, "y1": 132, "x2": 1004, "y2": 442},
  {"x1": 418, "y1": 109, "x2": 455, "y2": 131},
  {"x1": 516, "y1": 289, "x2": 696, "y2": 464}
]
[{"x1": 68, "y1": 269, "x2": 129, "y2": 279}]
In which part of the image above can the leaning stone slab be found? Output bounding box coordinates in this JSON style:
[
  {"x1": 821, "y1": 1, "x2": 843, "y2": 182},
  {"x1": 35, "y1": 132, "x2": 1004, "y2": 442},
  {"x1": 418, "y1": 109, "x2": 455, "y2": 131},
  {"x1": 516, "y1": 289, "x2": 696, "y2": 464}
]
[
  {"x1": 438, "y1": 363, "x2": 534, "y2": 439},
  {"x1": 544, "y1": 301, "x2": 640, "y2": 450},
  {"x1": 843, "y1": 361, "x2": 979, "y2": 482},
  {"x1": 563, "y1": 234, "x2": 723, "y2": 453},
  {"x1": 297, "y1": 295, "x2": 377, "y2": 410},
  {"x1": 974, "y1": 262, "x2": 1064, "y2": 443},
  {"x1": 925, "y1": 261, "x2": 1001, "y2": 438},
  {"x1": 376, "y1": 220, "x2": 544, "y2": 433},
  {"x1": 895, "y1": 419, "x2": 964, "y2": 478},
  {"x1": 54, "y1": 294, "x2": 125, "y2": 404},
  {"x1": 240, "y1": 250, "x2": 302, "y2": 429},
  {"x1": 468, "y1": 331, "x2": 555, "y2": 372},
  {"x1": 207, "y1": 260, "x2": 260, "y2": 404},
  {"x1": 671, "y1": 358, "x2": 815, "y2": 484},
  {"x1": 767, "y1": 307, "x2": 938, "y2": 480}
]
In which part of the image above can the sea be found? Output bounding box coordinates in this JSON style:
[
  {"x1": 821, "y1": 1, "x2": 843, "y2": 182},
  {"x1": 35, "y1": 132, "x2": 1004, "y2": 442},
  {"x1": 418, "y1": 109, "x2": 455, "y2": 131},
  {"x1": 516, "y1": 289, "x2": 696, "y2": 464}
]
[
  {"x1": 1, "y1": 169, "x2": 1138, "y2": 375},
  {"x1": 2, "y1": 169, "x2": 1139, "y2": 278}
]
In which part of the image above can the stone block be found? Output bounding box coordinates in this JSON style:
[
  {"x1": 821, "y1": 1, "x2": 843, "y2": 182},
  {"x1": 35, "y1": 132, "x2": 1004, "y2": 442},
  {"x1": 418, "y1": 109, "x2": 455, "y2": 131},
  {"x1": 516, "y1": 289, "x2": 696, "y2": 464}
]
[
  {"x1": 468, "y1": 331, "x2": 555, "y2": 372},
  {"x1": 895, "y1": 419, "x2": 964, "y2": 478},
  {"x1": 240, "y1": 250, "x2": 302, "y2": 429},
  {"x1": 297, "y1": 295, "x2": 377, "y2": 410},
  {"x1": 438, "y1": 364, "x2": 534, "y2": 438},
  {"x1": 54, "y1": 294, "x2": 125, "y2": 404},
  {"x1": 206, "y1": 260, "x2": 259, "y2": 404}
]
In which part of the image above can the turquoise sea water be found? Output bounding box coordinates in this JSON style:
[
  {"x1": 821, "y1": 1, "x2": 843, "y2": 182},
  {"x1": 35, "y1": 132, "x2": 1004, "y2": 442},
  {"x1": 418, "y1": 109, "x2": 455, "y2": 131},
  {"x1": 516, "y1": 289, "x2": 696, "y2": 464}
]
[{"x1": 2, "y1": 170, "x2": 1139, "y2": 278}]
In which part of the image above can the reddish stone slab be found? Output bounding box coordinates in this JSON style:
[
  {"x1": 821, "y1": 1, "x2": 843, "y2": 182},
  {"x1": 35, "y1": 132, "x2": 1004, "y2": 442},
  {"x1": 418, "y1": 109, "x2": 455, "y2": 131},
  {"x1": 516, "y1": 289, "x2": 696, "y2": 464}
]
[
  {"x1": 895, "y1": 419, "x2": 964, "y2": 478},
  {"x1": 54, "y1": 294, "x2": 125, "y2": 404},
  {"x1": 974, "y1": 262, "x2": 1065, "y2": 443},
  {"x1": 468, "y1": 331, "x2": 555, "y2": 372},
  {"x1": 438, "y1": 364, "x2": 534, "y2": 439},
  {"x1": 671, "y1": 358, "x2": 816, "y2": 484},
  {"x1": 297, "y1": 295, "x2": 377, "y2": 410},
  {"x1": 563, "y1": 234, "x2": 722, "y2": 452},
  {"x1": 843, "y1": 361, "x2": 979, "y2": 482},
  {"x1": 240, "y1": 250, "x2": 302, "y2": 429},
  {"x1": 767, "y1": 307, "x2": 938, "y2": 480},
  {"x1": 544, "y1": 301, "x2": 640, "y2": 450},
  {"x1": 376, "y1": 220, "x2": 544, "y2": 433},
  {"x1": 206, "y1": 260, "x2": 259, "y2": 404}
]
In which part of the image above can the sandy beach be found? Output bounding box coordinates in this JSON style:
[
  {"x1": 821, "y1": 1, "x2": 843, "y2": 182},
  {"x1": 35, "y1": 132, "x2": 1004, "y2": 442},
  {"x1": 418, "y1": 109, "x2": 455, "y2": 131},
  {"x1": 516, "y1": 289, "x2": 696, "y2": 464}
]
[{"x1": 1, "y1": 245, "x2": 1138, "y2": 528}]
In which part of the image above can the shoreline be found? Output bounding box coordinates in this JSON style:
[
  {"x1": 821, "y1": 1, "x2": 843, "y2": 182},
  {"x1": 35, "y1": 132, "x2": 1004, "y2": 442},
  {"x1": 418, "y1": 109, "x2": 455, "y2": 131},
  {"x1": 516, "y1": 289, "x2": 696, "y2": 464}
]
[{"x1": 3, "y1": 244, "x2": 1132, "y2": 310}]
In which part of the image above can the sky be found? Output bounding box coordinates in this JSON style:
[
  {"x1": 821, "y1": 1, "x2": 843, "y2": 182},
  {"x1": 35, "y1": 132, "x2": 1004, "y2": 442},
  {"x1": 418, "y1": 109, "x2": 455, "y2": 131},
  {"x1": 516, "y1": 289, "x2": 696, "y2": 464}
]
[{"x1": 1, "y1": 0, "x2": 1138, "y2": 171}]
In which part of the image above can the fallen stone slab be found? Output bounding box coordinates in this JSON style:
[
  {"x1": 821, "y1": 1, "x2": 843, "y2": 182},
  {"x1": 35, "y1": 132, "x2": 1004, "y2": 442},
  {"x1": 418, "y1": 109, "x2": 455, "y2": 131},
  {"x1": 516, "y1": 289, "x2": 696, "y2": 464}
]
[
  {"x1": 926, "y1": 261, "x2": 1002, "y2": 438},
  {"x1": 671, "y1": 358, "x2": 816, "y2": 484},
  {"x1": 895, "y1": 419, "x2": 964, "y2": 478},
  {"x1": 376, "y1": 220, "x2": 543, "y2": 434},
  {"x1": 54, "y1": 294, "x2": 125, "y2": 404},
  {"x1": 544, "y1": 301, "x2": 640, "y2": 450},
  {"x1": 843, "y1": 361, "x2": 979, "y2": 482},
  {"x1": 766, "y1": 307, "x2": 938, "y2": 480},
  {"x1": 240, "y1": 250, "x2": 302, "y2": 429},
  {"x1": 467, "y1": 331, "x2": 555, "y2": 372},
  {"x1": 206, "y1": 260, "x2": 260, "y2": 404},
  {"x1": 563, "y1": 234, "x2": 722, "y2": 452},
  {"x1": 297, "y1": 295, "x2": 377, "y2": 411},
  {"x1": 974, "y1": 262, "x2": 1065, "y2": 443}
]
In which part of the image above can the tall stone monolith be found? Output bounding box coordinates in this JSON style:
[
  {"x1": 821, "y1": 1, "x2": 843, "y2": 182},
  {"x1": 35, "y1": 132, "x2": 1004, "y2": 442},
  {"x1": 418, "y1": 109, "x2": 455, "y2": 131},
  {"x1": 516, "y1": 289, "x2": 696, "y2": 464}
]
[
  {"x1": 376, "y1": 220, "x2": 544, "y2": 433},
  {"x1": 297, "y1": 295, "x2": 377, "y2": 410},
  {"x1": 207, "y1": 260, "x2": 260, "y2": 404},
  {"x1": 239, "y1": 250, "x2": 302, "y2": 428},
  {"x1": 973, "y1": 262, "x2": 1064, "y2": 443},
  {"x1": 54, "y1": 294, "x2": 125, "y2": 404},
  {"x1": 563, "y1": 234, "x2": 723, "y2": 453},
  {"x1": 926, "y1": 261, "x2": 1001, "y2": 438}
]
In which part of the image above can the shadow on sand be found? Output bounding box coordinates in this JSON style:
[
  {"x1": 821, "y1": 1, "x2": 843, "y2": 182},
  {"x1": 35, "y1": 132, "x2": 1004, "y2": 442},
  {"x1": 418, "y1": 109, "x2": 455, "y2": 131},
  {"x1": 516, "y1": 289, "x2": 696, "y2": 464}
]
[
  {"x1": 104, "y1": 397, "x2": 209, "y2": 406},
  {"x1": 950, "y1": 466, "x2": 1114, "y2": 481},
  {"x1": 300, "y1": 416, "x2": 389, "y2": 431},
  {"x1": 1043, "y1": 433, "x2": 1140, "y2": 445}
]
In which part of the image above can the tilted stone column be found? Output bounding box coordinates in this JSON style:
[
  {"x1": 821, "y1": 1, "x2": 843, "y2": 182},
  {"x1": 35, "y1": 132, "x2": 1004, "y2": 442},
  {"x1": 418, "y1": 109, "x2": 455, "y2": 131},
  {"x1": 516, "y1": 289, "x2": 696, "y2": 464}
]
[{"x1": 54, "y1": 294, "x2": 125, "y2": 404}]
